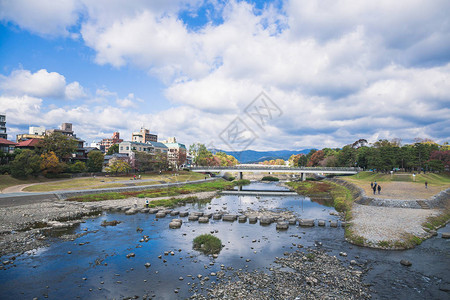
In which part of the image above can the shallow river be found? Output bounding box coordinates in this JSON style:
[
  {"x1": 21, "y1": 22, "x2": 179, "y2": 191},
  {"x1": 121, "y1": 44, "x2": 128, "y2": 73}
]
[{"x1": 1, "y1": 182, "x2": 449, "y2": 299}]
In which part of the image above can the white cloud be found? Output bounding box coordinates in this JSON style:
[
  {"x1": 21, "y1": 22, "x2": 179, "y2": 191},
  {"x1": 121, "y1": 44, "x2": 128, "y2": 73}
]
[
  {"x1": 0, "y1": 69, "x2": 88, "y2": 100},
  {"x1": 65, "y1": 81, "x2": 87, "y2": 100}
]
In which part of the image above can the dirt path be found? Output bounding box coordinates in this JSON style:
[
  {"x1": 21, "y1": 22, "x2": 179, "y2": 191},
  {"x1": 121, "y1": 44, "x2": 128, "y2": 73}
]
[
  {"x1": 1, "y1": 183, "x2": 38, "y2": 193},
  {"x1": 349, "y1": 180, "x2": 447, "y2": 200}
]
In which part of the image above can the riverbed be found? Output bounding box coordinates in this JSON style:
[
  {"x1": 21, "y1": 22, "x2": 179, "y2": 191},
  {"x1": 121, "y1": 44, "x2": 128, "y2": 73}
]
[{"x1": 0, "y1": 182, "x2": 449, "y2": 299}]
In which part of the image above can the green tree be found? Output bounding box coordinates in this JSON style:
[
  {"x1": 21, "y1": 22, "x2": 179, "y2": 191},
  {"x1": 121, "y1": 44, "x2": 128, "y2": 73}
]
[
  {"x1": 87, "y1": 150, "x2": 104, "y2": 172},
  {"x1": 70, "y1": 161, "x2": 87, "y2": 173},
  {"x1": 11, "y1": 149, "x2": 42, "y2": 178},
  {"x1": 106, "y1": 144, "x2": 119, "y2": 155},
  {"x1": 153, "y1": 152, "x2": 169, "y2": 171},
  {"x1": 38, "y1": 132, "x2": 78, "y2": 162},
  {"x1": 190, "y1": 143, "x2": 214, "y2": 166},
  {"x1": 105, "y1": 157, "x2": 131, "y2": 174},
  {"x1": 337, "y1": 145, "x2": 357, "y2": 167},
  {"x1": 134, "y1": 151, "x2": 153, "y2": 172}
]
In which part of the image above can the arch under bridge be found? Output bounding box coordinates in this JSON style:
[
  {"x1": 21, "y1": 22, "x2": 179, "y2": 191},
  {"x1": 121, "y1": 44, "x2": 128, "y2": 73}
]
[{"x1": 189, "y1": 166, "x2": 361, "y2": 181}]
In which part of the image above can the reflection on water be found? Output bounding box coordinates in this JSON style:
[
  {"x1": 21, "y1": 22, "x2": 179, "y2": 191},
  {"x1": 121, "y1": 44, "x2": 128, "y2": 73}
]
[{"x1": 0, "y1": 182, "x2": 448, "y2": 300}]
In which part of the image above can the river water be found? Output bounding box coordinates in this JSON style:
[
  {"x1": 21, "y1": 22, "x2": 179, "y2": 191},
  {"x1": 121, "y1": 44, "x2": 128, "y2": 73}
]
[{"x1": 1, "y1": 182, "x2": 449, "y2": 299}]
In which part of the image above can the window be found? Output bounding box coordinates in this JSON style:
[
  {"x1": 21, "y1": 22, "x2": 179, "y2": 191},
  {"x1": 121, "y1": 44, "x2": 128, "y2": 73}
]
[
  {"x1": 126, "y1": 146, "x2": 129, "y2": 150},
  {"x1": 120, "y1": 146, "x2": 123, "y2": 150}
]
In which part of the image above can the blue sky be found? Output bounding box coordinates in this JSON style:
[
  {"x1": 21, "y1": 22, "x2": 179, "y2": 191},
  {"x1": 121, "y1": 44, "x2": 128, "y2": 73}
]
[{"x1": 0, "y1": 0, "x2": 449, "y2": 150}]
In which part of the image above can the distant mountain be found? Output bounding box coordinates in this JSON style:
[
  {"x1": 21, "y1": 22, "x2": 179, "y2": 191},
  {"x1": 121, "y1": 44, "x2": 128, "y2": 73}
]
[{"x1": 209, "y1": 149, "x2": 314, "y2": 163}]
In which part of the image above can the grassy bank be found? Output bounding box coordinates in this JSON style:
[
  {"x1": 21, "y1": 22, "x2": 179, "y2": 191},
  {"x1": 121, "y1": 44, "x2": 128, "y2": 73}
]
[
  {"x1": 286, "y1": 181, "x2": 353, "y2": 219},
  {"x1": 67, "y1": 180, "x2": 235, "y2": 202},
  {"x1": 23, "y1": 171, "x2": 206, "y2": 192},
  {"x1": 344, "y1": 171, "x2": 450, "y2": 185}
]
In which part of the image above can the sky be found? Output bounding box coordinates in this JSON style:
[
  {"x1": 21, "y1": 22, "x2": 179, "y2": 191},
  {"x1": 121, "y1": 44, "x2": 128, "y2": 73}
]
[{"x1": 0, "y1": 0, "x2": 449, "y2": 151}]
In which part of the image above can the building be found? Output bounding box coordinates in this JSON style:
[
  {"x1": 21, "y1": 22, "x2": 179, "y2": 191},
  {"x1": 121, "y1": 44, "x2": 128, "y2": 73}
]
[
  {"x1": 15, "y1": 138, "x2": 42, "y2": 150},
  {"x1": 17, "y1": 126, "x2": 46, "y2": 142},
  {"x1": 131, "y1": 127, "x2": 157, "y2": 143},
  {"x1": 0, "y1": 114, "x2": 7, "y2": 139},
  {"x1": 119, "y1": 141, "x2": 168, "y2": 156},
  {"x1": 162, "y1": 137, "x2": 187, "y2": 168},
  {"x1": 46, "y1": 123, "x2": 74, "y2": 137},
  {"x1": 99, "y1": 132, "x2": 123, "y2": 153},
  {"x1": 0, "y1": 138, "x2": 16, "y2": 153}
]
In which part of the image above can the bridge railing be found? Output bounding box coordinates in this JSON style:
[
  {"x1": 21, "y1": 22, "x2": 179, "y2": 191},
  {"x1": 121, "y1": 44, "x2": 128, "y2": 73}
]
[{"x1": 189, "y1": 166, "x2": 362, "y2": 172}]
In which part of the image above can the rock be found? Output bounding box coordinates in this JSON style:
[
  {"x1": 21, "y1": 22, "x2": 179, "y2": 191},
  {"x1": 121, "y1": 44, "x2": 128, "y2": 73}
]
[
  {"x1": 439, "y1": 283, "x2": 450, "y2": 292},
  {"x1": 238, "y1": 215, "x2": 247, "y2": 223},
  {"x1": 169, "y1": 222, "x2": 182, "y2": 229},
  {"x1": 400, "y1": 259, "x2": 412, "y2": 266},
  {"x1": 198, "y1": 217, "x2": 209, "y2": 223},
  {"x1": 248, "y1": 216, "x2": 258, "y2": 224},
  {"x1": 318, "y1": 220, "x2": 326, "y2": 227},
  {"x1": 148, "y1": 208, "x2": 159, "y2": 214},
  {"x1": 170, "y1": 211, "x2": 180, "y2": 216},
  {"x1": 126, "y1": 253, "x2": 136, "y2": 258},
  {"x1": 442, "y1": 232, "x2": 450, "y2": 239},
  {"x1": 179, "y1": 211, "x2": 189, "y2": 217},
  {"x1": 125, "y1": 209, "x2": 137, "y2": 215},
  {"x1": 259, "y1": 217, "x2": 272, "y2": 225},
  {"x1": 299, "y1": 219, "x2": 315, "y2": 227},
  {"x1": 223, "y1": 214, "x2": 238, "y2": 222},
  {"x1": 276, "y1": 222, "x2": 289, "y2": 230},
  {"x1": 188, "y1": 215, "x2": 199, "y2": 221},
  {"x1": 204, "y1": 213, "x2": 213, "y2": 219},
  {"x1": 288, "y1": 218, "x2": 297, "y2": 225},
  {"x1": 172, "y1": 219, "x2": 182, "y2": 224},
  {"x1": 144, "y1": 263, "x2": 151, "y2": 268},
  {"x1": 155, "y1": 212, "x2": 166, "y2": 218},
  {"x1": 330, "y1": 221, "x2": 338, "y2": 228},
  {"x1": 67, "y1": 251, "x2": 72, "y2": 254},
  {"x1": 212, "y1": 214, "x2": 222, "y2": 220},
  {"x1": 192, "y1": 212, "x2": 204, "y2": 217},
  {"x1": 339, "y1": 252, "x2": 347, "y2": 257},
  {"x1": 179, "y1": 277, "x2": 183, "y2": 280},
  {"x1": 350, "y1": 260, "x2": 357, "y2": 265}
]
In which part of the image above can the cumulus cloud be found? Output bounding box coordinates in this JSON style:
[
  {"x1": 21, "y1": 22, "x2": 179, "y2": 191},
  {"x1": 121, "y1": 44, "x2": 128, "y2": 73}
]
[
  {"x1": 1, "y1": 0, "x2": 449, "y2": 148},
  {"x1": 0, "y1": 69, "x2": 88, "y2": 100}
]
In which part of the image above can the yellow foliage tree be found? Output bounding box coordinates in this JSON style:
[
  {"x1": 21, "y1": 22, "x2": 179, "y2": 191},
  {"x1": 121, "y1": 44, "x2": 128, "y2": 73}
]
[{"x1": 40, "y1": 151, "x2": 63, "y2": 175}]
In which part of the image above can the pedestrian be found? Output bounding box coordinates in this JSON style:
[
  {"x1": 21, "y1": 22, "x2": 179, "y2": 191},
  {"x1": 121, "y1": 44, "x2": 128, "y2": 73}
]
[
  {"x1": 377, "y1": 185, "x2": 381, "y2": 194},
  {"x1": 370, "y1": 182, "x2": 373, "y2": 189},
  {"x1": 374, "y1": 181, "x2": 377, "y2": 188},
  {"x1": 373, "y1": 186, "x2": 376, "y2": 195},
  {"x1": 425, "y1": 181, "x2": 428, "y2": 189},
  {"x1": 134, "y1": 175, "x2": 136, "y2": 180},
  {"x1": 139, "y1": 174, "x2": 141, "y2": 180},
  {"x1": 145, "y1": 200, "x2": 149, "y2": 208}
]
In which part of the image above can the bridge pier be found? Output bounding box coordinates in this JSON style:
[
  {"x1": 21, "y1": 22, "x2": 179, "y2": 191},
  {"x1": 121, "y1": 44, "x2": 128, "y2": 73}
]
[
  {"x1": 301, "y1": 173, "x2": 306, "y2": 181},
  {"x1": 239, "y1": 172, "x2": 243, "y2": 180}
]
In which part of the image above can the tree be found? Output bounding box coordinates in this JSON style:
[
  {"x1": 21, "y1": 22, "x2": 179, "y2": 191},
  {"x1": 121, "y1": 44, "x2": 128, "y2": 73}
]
[
  {"x1": 105, "y1": 157, "x2": 131, "y2": 174},
  {"x1": 106, "y1": 144, "x2": 119, "y2": 155},
  {"x1": 190, "y1": 143, "x2": 214, "y2": 166},
  {"x1": 337, "y1": 145, "x2": 357, "y2": 167},
  {"x1": 70, "y1": 161, "x2": 87, "y2": 173},
  {"x1": 307, "y1": 150, "x2": 325, "y2": 167},
  {"x1": 153, "y1": 152, "x2": 169, "y2": 171},
  {"x1": 38, "y1": 132, "x2": 78, "y2": 162},
  {"x1": 214, "y1": 152, "x2": 238, "y2": 166},
  {"x1": 10, "y1": 150, "x2": 42, "y2": 178},
  {"x1": 134, "y1": 151, "x2": 153, "y2": 172},
  {"x1": 40, "y1": 151, "x2": 63, "y2": 175},
  {"x1": 87, "y1": 150, "x2": 104, "y2": 172}
]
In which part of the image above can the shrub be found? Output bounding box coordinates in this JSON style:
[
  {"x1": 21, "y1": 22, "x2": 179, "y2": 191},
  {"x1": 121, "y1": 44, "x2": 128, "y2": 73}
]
[
  {"x1": 193, "y1": 234, "x2": 222, "y2": 254},
  {"x1": 0, "y1": 164, "x2": 11, "y2": 175},
  {"x1": 233, "y1": 179, "x2": 251, "y2": 186},
  {"x1": 261, "y1": 176, "x2": 279, "y2": 181}
]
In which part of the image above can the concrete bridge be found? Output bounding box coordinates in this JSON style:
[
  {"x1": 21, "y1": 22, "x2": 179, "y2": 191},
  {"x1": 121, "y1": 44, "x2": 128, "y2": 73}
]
[{"x1": 189, "y1": 166, "x2": 361, "y2": 181}]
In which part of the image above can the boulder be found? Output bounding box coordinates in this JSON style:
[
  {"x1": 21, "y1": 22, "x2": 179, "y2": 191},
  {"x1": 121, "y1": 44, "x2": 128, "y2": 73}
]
[
  {"x1": 400, "y1": 259, "x2": 412, "y2": 266},
  {"x1": 148, "y1": 208, "x2": 159, "y2": 214},
  {"x1": 203, "y1": 213, "x2": 213, "y2": 219},
  {"x1": 192, "y1": 212, "x2": 204, "y2": 217},
  {"x1": 299, "y1": 219, "x2": 315, "y2": 227},
  {"x1": 288, "y1": 218, "x2": 297, "y2": 225},
  {"x1": 155, "y1": 212, "x2": 166, "y2": 218},
  {"x1": 169, "y1": 222, "x2": 182, "y2": 229},
  {"x1": 125, "y1": 209, "x2": 138, "y2": 215},
  {"x1": 170, "y1": 211, "x2": 180, "y2": 216},
  {"x1": 318, "y1": 220, "x2": 326, "y2": 227},
  {"x1": 330, "y1": 221, "x2": 338, "y2": 228},
  {"x1": 179, "y1": 211, "x2": 189, "y2": 217},
  {"x1": 442, "y1": 232, "x2": 450, "y2": 239}
]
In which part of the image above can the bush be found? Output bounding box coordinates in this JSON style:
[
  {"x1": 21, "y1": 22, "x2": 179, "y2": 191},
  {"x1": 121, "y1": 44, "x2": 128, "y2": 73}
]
[
  {"x1": 233, "y1": 179, "x2": 251, "y2": 186},
  {"x1": 261, "y1": 176, "x2": 279, "y2": 181},
  {"x1": 44, "y1": 173, "x2": 72, "y2": 179},
  {"x1": 69, "y1": 161, "x2": 87, "y2": 173},
  {"x1": 0, "y1": 164, "x2": 11, "y2": 175},
  {"x1": 193, "y1": 234, "x2": 222, "y2": 254}
]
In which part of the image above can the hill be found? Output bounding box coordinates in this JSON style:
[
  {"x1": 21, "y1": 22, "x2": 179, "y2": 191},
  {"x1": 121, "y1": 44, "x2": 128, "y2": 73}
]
[{"x1": 209, "y1": 149, "x2": 313, "y2": 164}]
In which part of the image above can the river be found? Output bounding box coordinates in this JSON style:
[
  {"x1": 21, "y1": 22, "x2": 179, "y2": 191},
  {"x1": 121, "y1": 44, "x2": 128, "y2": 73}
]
[{"x1": 0, "y1": 182, "x2": 448, "y2": 299}]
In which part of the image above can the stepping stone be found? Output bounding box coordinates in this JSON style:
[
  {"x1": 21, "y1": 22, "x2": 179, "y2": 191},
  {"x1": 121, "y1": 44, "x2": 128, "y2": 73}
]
[
  {"x1": 276, "y1": 222, "x2": 289, "y2": 230},
  {"x1": 442, "y1": 232, "x2": 450, "y2": 239},
  {"x1": 212, "y1": 214, "x2": 222, "y2": 220},
  {"x1": 170, "y1": 211, "x2": 180, "y2": 216},
  {"x1": 288, "y1": 218, "x2": 297, "y2": 225},
  {"x1": 188, "y1": 215, "x2": 199, "y2": 221},
  {"x1": 248, "y1": 216, "x2": 258, "y2": 224},
  {"x1": 330, "y1": 221, "x2": 338, "y2": 228},
  {"x1": 318, "y1": 220, "x2": 326, "y2": 226},
  {"x1": 125, "y1": 209, "x2": 137, "y2": 215},
  {"x1": 198, "y1": 217, "x2": 209, "y2": 223},
  {"x1": 155, "y1": 212, "x2": 166, "y2": 218},
  {"x1": 299, "y1": 219, "x2": 314, "y2": 227},
  {"x1": 169, "y1": 222, "x2": 181, "y2": 229},
  {"x1": 238, "y1": 216, "x2": 247, "y2": 223},
  {"x1": 260, "y1": 217, "x2": 273, "y2": 225},
  {"x1": 222, "y1": 214, "x2": 238, "y2": 222},
  {"x1": 203, "y1": 213, "x2": 213, "y2": 219},
  {"x1": 179, "y1": 212, "x2": 189, "y2": 217},
  {"x1": 148, "y1": 208, "x2": 159, "y2": 214}
]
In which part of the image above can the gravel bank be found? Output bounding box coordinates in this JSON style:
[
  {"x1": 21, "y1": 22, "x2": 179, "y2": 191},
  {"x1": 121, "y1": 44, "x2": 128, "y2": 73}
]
[{"x1": 191, "y1": 249, "x2": 371, "y2": 299}]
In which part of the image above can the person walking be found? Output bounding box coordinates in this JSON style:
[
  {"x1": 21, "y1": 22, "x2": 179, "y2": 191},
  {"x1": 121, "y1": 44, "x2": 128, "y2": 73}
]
[
  {"x1": 373, "y1": 185, "x2": 376, "y2": 194},
  {"x1": 425, "y1": 181, "x2": 428, "y2": 189},
  {"x1": 370, "y1": 182, "x2": 373, "y2": 189},
  {"x1": 377, "y1": 185, "x2": 381, "y2": 194},
  {"x1": 374, "y1": 181, "x2": 378, "y2": 189}
]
